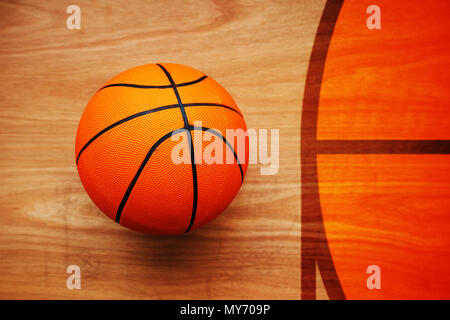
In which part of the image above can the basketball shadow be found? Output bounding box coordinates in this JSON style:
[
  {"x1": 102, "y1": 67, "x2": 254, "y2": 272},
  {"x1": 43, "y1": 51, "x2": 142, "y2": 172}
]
[
  {"x1": 75, "y1": 169, "x2": 249, "y2": 297},
  {"x1": 126, "y1": 204, "x2": 242, "y2": 266},
  {"x1": 106, "y1": 204, "x2": 245, "y2": 297}
]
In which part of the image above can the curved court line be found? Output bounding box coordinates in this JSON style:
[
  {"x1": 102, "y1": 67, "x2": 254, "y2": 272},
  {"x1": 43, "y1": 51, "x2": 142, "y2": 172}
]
[
  {"x1": 301, "y1": 0, "x2": 450, "y2": 300},
  {"x1": 300, "y1": 0, "x2": 345, "y2": 300}
]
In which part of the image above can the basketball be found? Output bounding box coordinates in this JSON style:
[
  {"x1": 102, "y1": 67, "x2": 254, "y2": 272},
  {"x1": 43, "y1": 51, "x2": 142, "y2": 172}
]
[{"x1": 75, "y1": 63, "x2": 248, "y2": 235}]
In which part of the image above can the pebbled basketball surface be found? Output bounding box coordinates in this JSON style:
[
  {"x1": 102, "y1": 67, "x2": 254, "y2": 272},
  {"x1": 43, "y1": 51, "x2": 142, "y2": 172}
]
[
  {"x1": 76, "y1": 63, "x2": 248, "y2": 235},
  {"x1": 0, "y1": 0, "x2": 449, "y2": 299}
]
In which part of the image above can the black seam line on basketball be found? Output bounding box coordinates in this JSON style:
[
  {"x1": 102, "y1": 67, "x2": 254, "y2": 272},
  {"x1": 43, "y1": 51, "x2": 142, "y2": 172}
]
[
  {"x1": 97, "y1": 75, "x2": 208, "y2": 92},
  {"x1": 313, "y1": 140, "x2": 450, "y2": 154},
  {"x1": 184, "y1": 130, "x2": 198, "y2": 233},
  {"x1": 76, "y1": 103, "x2": 179, "y2": 164},
  {"x1": 75, "y1": 103, "x2": 242, "y2": 164},
  {"x1": 185, "y1": 103, "x2": 242, "y2": 116},
  {"x1": 156, "y1": 63, "x2": 190, "y2": 127},
  {"x1": 156, "y1": 63, "x2": 198, "y2": 233},
  {"x1": 114, "y1": 128, "x2": 186, "y2": 223},
  {"x1": 190, "y1": 126, "x2": 244, "y2": 182}
]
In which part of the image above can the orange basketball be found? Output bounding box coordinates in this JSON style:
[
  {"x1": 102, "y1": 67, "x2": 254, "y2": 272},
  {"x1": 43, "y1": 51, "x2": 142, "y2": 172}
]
[{"x1": 75, "y1": 63, "x2": 248, "y2": 235}]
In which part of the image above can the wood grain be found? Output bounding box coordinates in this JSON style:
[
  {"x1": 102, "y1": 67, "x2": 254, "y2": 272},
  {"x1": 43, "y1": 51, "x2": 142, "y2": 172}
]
[
  {"x1": 318, "y1": 155, "x2": 450, "y2": 299},
  {"x1": 0, "y1": 0, "x2": 326, "y2": 299},
  {"x1": 305, "y1": 0, "x2": 450, "y2": 299}
]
